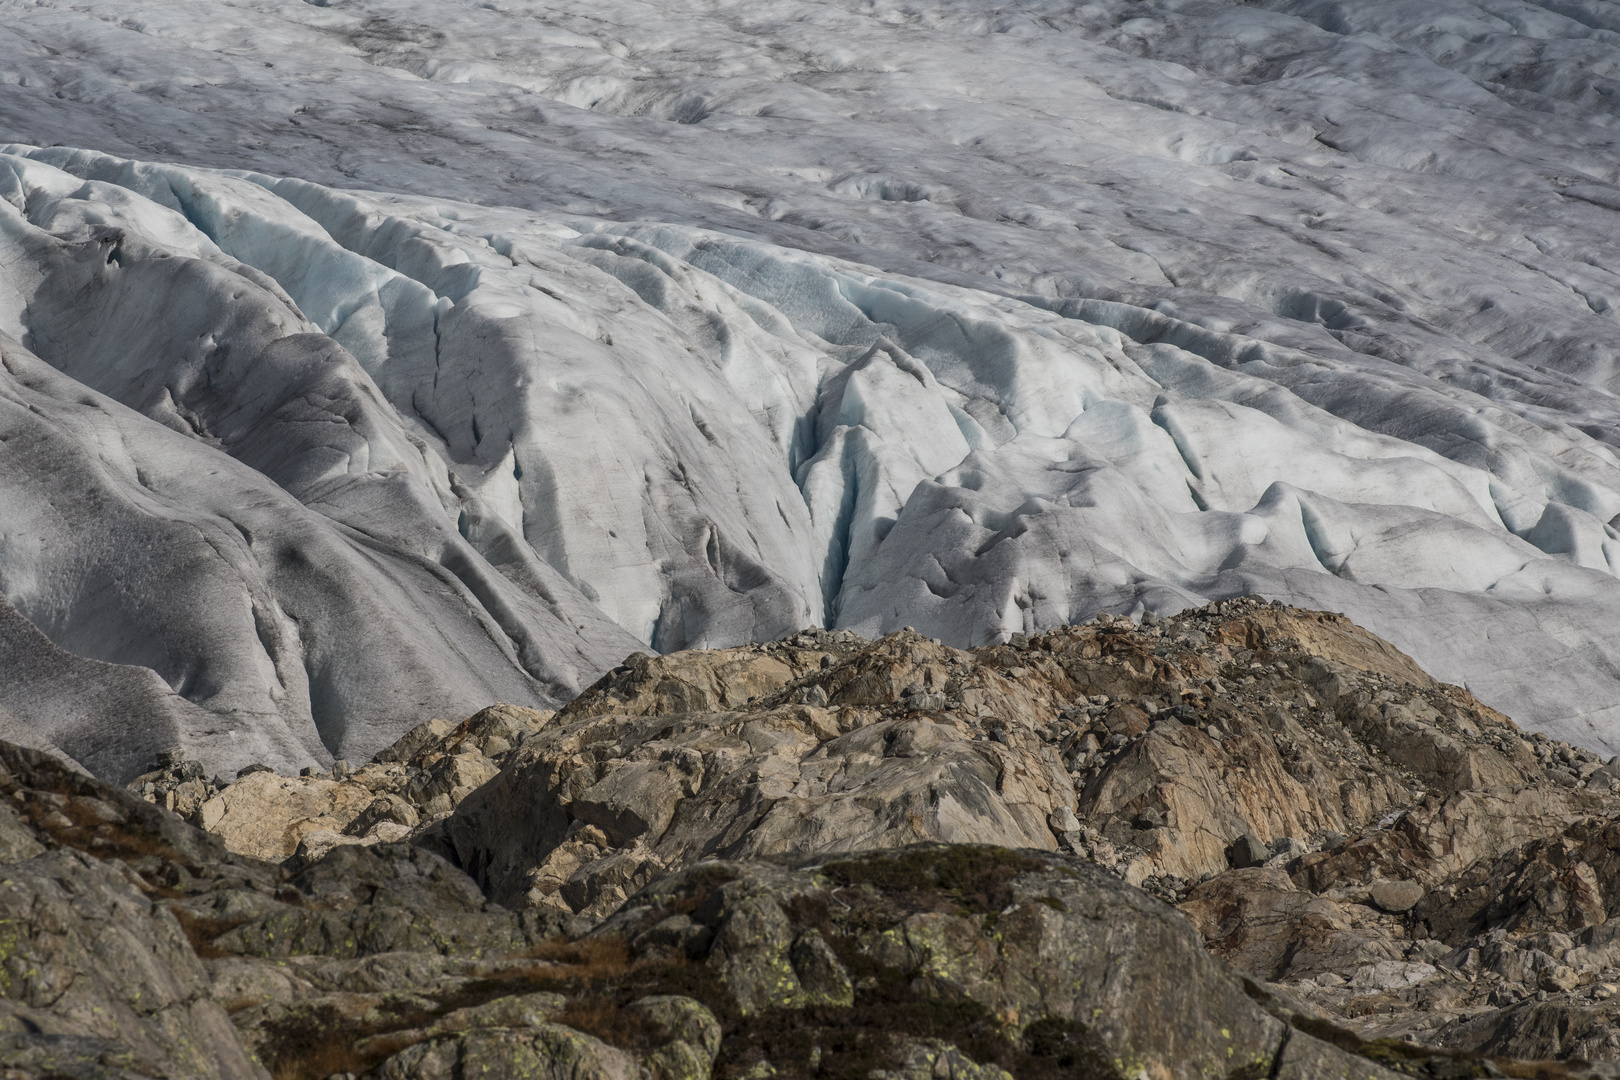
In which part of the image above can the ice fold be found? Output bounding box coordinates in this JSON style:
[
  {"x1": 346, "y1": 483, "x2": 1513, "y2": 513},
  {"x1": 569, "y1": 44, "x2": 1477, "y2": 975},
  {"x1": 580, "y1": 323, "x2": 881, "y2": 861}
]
[{"x1": 5, "y1": 112, "x2": 1620, "y2": 764}]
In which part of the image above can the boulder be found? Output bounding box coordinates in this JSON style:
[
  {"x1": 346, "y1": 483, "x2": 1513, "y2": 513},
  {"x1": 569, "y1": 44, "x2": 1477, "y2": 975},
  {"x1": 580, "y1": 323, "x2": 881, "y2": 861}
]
[
  {"x1": 170, "y1": 703, "x2": 551, "y2": 862},
  {"x1": 0, "y1": 743, "x2": 271, "y2": 1080},
  {"x1": 1437, "y1": 997, "x2": 1620, "y2": 1063},
  {"x1": 373, "y1": 1024, "x2": 640, "y2": 1080},
  {"x1": 1226, "y1": 832, "x2": 1271, "y2": 870},
  {"x1": 375, "y1": 718, "x2": 455, "y2": 763},
  {"x1": 1179, "y1": 868, "x2": 1404, "y2": 982},
  {"x1": 1368, "y1": 879, "x2": 1425, "y2": 914},
  {"x1": 0, "y1": 849, "x2": 267, "y2": 1080}
]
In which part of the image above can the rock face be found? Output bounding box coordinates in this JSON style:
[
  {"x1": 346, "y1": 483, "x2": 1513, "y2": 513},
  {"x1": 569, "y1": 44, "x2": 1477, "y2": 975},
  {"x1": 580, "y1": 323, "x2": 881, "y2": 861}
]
[
  {"x1": 28, "y1": 598, "x2": 1620, "y2": 1075},
  {"x1": 590, "y1": 847, "x2": 1379, "y2": 1080},
  {"x1": 436, "y1": 600, "x2": 1620, "y2": 1062},
  {"x1": 1, "y1": 735, "x2": 1466, "y2": 1080},
  {"x1": 446, "y1": 631, "x2": 1074, "y2": 915},
  {"x1": 127, "y1": 704, "x2": 551, "y2": 861}
]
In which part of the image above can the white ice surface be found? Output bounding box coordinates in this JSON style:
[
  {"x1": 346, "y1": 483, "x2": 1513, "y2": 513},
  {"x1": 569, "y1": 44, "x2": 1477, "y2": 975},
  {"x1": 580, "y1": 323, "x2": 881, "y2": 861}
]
[{"x1": 4, "y1": 0, "x2": 1620, "y2": 770}]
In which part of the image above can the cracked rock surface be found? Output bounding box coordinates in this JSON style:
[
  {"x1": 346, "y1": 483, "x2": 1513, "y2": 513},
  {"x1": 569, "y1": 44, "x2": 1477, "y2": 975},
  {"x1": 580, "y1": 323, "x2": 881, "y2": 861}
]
[
  {"x1": 439, "y1": 601, "x2": 1620, "y2": 1061},
  {"x1": 9, "y1": 601, "x2": 1620, "y2": 1077},
  {"x1": 0, "y1": 736, "x2": 1443, "y2": 1080}
]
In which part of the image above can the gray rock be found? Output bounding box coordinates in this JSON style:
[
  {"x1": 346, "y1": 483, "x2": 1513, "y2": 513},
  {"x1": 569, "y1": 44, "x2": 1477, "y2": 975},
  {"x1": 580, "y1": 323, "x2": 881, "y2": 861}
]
[
  {"x1": 708, "y1": 892, "x2": 826, "y2": 1014},
  {"x1": 1268, "y1": 836, "x2": 1307, "y2": 861},
  {"x1": 1271, "y1": 1031, "x2": 1408, "y2": 1079},
  {"x1": 633, "y1": 914, "x2": 714, "y2": 958},
  {"x1": 1369, "y1": 878, "x2": 1425, "y2": 913},
  {"x1": 625, "y1": 996, "x2": 721, "y2": 1059},
  {"x1": 0, "y1": 798, "x2": 45, "y2": 862},
  {"x1": 874, "y1": 1040, "x2": 1014, "y2": 1080},
  {"x1": 0, "y1": 847, "x2": 264, "y2": 1080},
  {"x1": 1348, "y1": 960, "x2": 1437, "y2": 990},
  {"x1": 594, "y1": 846, "x2": 1402, "y2": 1080},
  {"x1": 1225, "y1": 832, "x2": 1269, "y2": 870},
  {"x1": 446, "y1": 636, "x2": 1074, "y2": 914},
  {"x1": 627, "y1": 996, "x2": 723, "y2": 1080},
  {"x1": 373, "y1": 1025, "x2": 640, "y2": 1080}
]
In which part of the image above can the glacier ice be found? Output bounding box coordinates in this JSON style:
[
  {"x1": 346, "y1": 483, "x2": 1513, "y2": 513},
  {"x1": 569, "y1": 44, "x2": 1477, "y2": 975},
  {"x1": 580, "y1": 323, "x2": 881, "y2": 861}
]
[{"x1": 4, "y1": 0, "x2": 1620, "y2": 773}]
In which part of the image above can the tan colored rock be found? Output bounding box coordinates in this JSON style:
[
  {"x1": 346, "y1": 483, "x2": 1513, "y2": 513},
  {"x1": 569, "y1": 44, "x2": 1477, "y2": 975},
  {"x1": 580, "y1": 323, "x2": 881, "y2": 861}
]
[
  {"x1": 448, "y1": 695, "x2": 1076, "y2": 914},
  {"x1": 375, "y1": 717, "x2": 455, "y2": 763},
  {"x1": 567, "y1": 644, "x2": 835, "y2": 719},
  {"x1": 189, "y1": 703, "x2": 553, "y2": 861},
  {"x1": 197, "y1": 770, "x2": 376, "y2": 861},
  {"x1": 429, "y1": 704, "x2": 554, "y2": 763},
  {"x1": 1291, "y1": 787, "x2": 1587, "y2": 896},
  {"x1": 1078, "y1": 723, "x2": 1345, "y2": 881},
  {"x1": 1179, "y1": 868, "x2": 1404, "y2": 982},
  {"x1": 424, "y1": 600, "x2": 1620, "y2": 1063},
  {"x1": 343, "y1": 793, "x2": 421, "y2": 837},
  {"x1": 406, "y1": 751, "x2": 502, "y2": 817},
  {"x1": 293, "y1": 827, "x2": 366, "y2": 863}
]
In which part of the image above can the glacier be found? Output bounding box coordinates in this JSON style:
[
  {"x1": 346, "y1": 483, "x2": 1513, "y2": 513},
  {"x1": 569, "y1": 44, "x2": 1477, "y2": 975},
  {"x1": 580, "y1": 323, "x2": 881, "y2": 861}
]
[{"x1": 4, "y1": 0, "x2": 1620, "y2": 776}]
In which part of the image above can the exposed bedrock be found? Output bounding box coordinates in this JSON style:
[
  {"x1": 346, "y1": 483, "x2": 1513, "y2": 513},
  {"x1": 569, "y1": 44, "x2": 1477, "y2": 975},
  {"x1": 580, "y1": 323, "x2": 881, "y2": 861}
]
[
  {"x1": 0, "y1": 738, "x2": 1462, "y2": 1080},
  {"x1": 11, "y1": 602, "x2": 1620, "y2": 1077}
]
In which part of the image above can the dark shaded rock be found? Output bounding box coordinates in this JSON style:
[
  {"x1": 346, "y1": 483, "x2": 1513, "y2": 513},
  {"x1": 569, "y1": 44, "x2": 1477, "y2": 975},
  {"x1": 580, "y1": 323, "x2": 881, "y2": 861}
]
[
  {"x1": 588, "y1": 845, "x2": 1402, "y2": 1080},
  {"x1": 372, "y1": 1024, "x2": 638, "y2": 1080},
  {"x1": 197, "y1": 843, "x2": 572, "y2": 960},
  {"x1": 1226, "y1": 832, "x2": 1269, "y2": 869},
  {"x1": 1437, "y1": 996, "x2": 1620, "y2": 1064},
  {"x1": 0, "y1": 1033, "x2": 163, "y2": 1080},
  {"x1": 0, "y1": 849, "x2": 264, "y2": 1080},
  {"x1": 284, "y1": 842, "x2": 490, "y2": 912},
  {"x1": 1271, "y1": 1030, "x2": 1407, "y2": 1079}
]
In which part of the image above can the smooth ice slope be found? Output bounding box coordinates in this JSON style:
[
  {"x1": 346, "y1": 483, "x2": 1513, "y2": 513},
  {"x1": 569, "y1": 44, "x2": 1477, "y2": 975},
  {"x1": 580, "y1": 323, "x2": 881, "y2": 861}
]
[{"x1": 5, "y1": 0, "x2": 1620, "y2": 767}]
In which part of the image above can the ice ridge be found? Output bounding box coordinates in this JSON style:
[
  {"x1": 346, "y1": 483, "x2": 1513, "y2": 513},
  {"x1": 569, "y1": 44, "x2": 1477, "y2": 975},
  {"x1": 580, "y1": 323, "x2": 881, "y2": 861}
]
[{"x1": 5, "y1": 0, "x2": 1620, "y2": 770}]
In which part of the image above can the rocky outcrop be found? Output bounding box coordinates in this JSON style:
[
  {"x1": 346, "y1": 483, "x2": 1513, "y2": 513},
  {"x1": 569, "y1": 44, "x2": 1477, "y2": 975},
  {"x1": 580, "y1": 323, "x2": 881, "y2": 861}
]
[
  {"x1": 0, "y1": 742, "x2": 276, "y2": 1080},
  {"x1": 589, "y1": 846, "x2": 1395, "y2": 1080},
  {"x1": 3, "y1": 735, "x2": 1488, "y2": 1080},
  {"x1": 126, "y1": 705, "x2": 551, "y2": 861},
  {"x1": 434, "y1": 600, "x2": 1620, "y2": 1062},
  {"x1": 445, "y1": 631, "x2": 1075, "y2": 916},
  {"x1": 37, "y1": 598, "x2": 1620, "y2": 1075}
]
